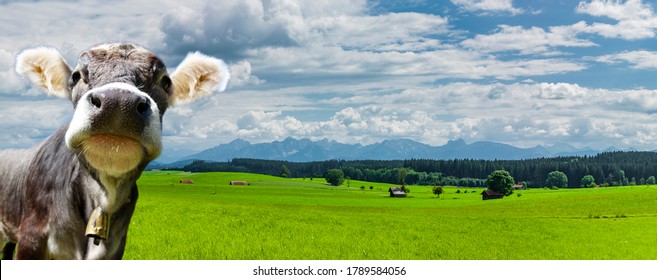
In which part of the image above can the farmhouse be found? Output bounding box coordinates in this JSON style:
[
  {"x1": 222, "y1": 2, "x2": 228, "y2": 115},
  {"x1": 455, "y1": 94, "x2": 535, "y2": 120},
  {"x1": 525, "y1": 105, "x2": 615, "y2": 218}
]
[
  {"x1": 230, "y1": 181, "x2": 249, "y2": 185},
  {"x1": 388, "y1": 187, "x2": 407, "y2": 198},
  {"x1": 180, "y1": 179, "x2": 194, "y2": 184},
  {"x1": 513, "y1": 184, "x2": 526, "y2": 190},
  {"x1": 481, "y1": 189, "x2": 504, "y2": 200}
]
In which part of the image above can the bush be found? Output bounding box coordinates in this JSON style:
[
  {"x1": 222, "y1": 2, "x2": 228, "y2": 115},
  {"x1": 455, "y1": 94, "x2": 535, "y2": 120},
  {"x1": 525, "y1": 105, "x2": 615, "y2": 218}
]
[
  {"x1": 581, "y1": 175, "x2": 596, "y2": 188},
  {"x1": 369, "y1": 186, "x2": 374, "y2": 190}
]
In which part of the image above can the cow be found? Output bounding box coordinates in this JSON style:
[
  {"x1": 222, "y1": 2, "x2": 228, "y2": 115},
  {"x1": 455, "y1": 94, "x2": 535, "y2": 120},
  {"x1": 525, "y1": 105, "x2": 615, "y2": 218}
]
[{"x1": 0, "y1": 43, "x2": 230, "y2": 259}]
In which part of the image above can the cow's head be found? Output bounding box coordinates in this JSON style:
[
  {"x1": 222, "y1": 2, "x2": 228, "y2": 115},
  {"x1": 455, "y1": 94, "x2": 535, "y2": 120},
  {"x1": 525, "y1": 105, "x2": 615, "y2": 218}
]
[{"x1": 16, "y1": 43, "x2": 229, "y2": 177}]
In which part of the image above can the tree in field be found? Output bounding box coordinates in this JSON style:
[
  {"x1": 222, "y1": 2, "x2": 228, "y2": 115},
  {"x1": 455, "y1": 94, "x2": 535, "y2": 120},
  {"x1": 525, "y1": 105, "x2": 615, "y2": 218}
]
[
  {"x1": 432, "y1": 186, "x2": 444, "y2": 198},
  {"x1": 647, "y1": 176, "x2": 656, "y2": 185},
  {"x1": 486, "y1": 170, "x2": 515, "y2": 196},
  {"x1": 581, "y1": 175, "x2": 596, "y2": 188},
  {"x1": 546, "y1": 171, "x2": 568, "y2": 188},
  {"x1": 325, "y1": 169, "x2": 345, "y2": 186}
]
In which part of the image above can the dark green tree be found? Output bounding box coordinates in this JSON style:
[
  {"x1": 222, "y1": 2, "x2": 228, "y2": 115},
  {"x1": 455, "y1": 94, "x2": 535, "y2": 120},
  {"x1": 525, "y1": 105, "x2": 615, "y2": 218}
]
[
  {"x1": 432, "y1": 186, "x2": 444, "y2": 198},
  {"x1": 647, "y1": 176, "x2": 656, "y2": 185},
  {"x1": 546, "y1": 171, "x2": 568, "y2": 188},
  {"x1": 580, "y1": 175, "x2": 596, "y2": 188},
  {"x1": 486, "y1": 170, "x2": 515, "y2": 196},
  {"x1": 324, "y1": 169, "x2": 345, "y2": 186}
]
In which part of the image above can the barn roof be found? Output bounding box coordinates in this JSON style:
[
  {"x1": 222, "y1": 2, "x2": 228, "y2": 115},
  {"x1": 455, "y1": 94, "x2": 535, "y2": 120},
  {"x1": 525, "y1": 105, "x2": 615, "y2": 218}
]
[
  {"x1": 388, "y1": 187, "x2": 407, "y2": 197},
  {"x1": 481, "y1": 189, "x2": 503, "y2": 196}
]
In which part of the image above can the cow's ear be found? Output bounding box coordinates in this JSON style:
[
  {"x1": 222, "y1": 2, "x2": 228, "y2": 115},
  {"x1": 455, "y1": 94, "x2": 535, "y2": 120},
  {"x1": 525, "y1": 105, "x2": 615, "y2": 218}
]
[
  {"x1": 169, "y1": 52, "x2": 230, "y2": 105},
  {"x1": 16, "y1": 47, "x2": 72, "y2": 99}
]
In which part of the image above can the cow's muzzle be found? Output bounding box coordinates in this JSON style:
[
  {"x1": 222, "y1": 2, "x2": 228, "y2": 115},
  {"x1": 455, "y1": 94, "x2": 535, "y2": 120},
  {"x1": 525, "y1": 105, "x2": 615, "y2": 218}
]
[{"x1": 65, "y1": 83, "x2": 163, "y2": 176}]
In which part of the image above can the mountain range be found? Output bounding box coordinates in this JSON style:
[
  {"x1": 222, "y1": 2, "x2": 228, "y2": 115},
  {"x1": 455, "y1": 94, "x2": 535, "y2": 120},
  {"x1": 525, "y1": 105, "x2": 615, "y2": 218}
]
[{"x1": 151, "y1": 137, "x2": 643, "y2": 168}]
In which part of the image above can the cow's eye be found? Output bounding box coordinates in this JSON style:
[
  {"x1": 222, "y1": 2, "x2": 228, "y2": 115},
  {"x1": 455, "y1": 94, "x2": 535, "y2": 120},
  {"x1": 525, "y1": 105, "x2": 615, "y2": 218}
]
[
  {"x1": 160, "y1": 76, "x2": 172, "y2": 91},
  {"x1": 68, "y1": 71, "x2": 81, "y2": 88},
  {"x1": 135, "y1": 74, "x2": 145, "y2": 89}
]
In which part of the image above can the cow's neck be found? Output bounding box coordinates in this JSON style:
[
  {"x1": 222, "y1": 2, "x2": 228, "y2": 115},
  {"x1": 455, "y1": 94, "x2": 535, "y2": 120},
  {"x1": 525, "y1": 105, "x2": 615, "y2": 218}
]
[
  {"x1": 85, "y1": 168, "x2": 141, "y2": 215},
  {"x1": 99, "y1": 174, "x2": 132, "y2": 213}
]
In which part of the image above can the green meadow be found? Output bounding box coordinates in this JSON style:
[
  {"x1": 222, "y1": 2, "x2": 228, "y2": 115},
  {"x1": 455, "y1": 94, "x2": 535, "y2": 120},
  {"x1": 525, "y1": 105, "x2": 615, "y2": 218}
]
[{"x1": 124, "y1": 171, "x2": 657, "y2": 260}]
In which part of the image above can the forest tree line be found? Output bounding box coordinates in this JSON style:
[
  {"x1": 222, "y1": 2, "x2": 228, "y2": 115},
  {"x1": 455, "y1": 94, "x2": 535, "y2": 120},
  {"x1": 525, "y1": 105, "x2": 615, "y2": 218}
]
[{"x1": 177, "y1": 151, "x2": 657, "y2": 188}]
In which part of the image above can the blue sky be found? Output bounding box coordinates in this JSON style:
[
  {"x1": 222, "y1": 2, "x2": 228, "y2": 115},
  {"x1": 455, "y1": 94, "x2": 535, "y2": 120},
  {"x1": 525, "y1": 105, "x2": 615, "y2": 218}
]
[{"x1": 1, "y1": 0, "x2": 657, "y2": 160}]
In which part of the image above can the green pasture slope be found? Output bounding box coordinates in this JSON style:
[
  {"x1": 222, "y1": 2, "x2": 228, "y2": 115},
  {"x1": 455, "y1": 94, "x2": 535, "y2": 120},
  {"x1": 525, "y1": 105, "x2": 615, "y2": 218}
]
[{"x1": 124, "y1": 171, "x2": 657, "y2": 260}]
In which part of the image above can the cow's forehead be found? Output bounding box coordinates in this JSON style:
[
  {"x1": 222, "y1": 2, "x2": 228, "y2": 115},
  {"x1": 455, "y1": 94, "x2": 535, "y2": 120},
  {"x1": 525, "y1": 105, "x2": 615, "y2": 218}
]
[
  {"x1": 82, "y1": 43, "x2": 159, "y2": 66},
  {"x1": 91, "y1": 42, "x2": 147, "y2": 51}
]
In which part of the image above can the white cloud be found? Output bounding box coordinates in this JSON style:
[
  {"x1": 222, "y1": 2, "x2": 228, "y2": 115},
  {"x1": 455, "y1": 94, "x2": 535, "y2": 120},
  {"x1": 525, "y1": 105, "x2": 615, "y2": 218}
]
[
  {"x1": 232, "y1": 110, "x2": 317, "y2": 141},
  {"x1": 592, "y1": 50, "x2": 657, "y2": 69},
  {"x1": 577, "y1": 0, "x2": 653, "y2": 21},
  {"x1": 229, "y1": 61, "x2": 265, "y2": 87},
  {"x1": 576, "y1": 0, "x2": 657, "y2": 40},
  {"x1": 0, "y1": 48, "x2": 26, "y2": 95},
  {"x1": 461, "y1": 22, "x2": 596, "y2": 55},
  {"x1": 306, "y1": 12, "x2": 449, "y2": 51},
  {"x1": 451, "y1": 0, "x2": 523, "y2": 15},
  {"x1": 160, "y1": 0, "x2": 299, "y2": 59},
  {"x1": 237, "y1": 111, "x2": 283, "y2": 130}
]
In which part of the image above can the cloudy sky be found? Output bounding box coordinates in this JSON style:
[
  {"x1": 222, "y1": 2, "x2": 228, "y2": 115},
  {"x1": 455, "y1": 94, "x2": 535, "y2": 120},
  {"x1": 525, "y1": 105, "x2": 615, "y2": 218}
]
[{"x1": 1, "y1": 0, "x2": 657, "y2": 160}]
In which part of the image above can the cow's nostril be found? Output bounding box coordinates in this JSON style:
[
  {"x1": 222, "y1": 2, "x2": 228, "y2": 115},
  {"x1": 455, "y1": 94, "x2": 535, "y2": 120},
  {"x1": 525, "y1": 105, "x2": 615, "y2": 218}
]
[
  {"x1": 89, "y1": 94, "x2": 102, "y2": 109},
  {"x1": 137, "y1": 101, "x2": 150, "y2": 117}
]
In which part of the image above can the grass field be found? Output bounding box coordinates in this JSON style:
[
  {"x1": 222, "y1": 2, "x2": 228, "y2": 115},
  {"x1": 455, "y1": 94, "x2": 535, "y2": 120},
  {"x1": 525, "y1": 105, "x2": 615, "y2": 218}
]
[{"x1": 123, "y1": 171, "x2": 657, "y2": 260}]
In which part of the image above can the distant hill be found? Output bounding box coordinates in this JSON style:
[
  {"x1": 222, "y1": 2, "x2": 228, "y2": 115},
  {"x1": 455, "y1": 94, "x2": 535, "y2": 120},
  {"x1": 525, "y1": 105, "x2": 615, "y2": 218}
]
[{"x1": 148, "y1": 137, "x2": 640, "y2": 169}]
